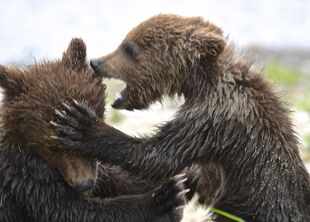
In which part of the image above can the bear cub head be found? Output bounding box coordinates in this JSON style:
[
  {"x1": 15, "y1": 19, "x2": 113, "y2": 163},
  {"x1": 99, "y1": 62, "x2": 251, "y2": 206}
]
[
  {"x1": 90, "y1": 14, "x2": 226, "y2": 110},
  {"x1": 0, "y1": 38, "x2": 106, "y2": 192}
]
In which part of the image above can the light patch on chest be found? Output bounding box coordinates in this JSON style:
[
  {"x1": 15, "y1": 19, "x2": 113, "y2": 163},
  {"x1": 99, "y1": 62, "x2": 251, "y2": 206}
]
[{"x1": 181, "y1": 194, "x2": 213, "y2": 222}]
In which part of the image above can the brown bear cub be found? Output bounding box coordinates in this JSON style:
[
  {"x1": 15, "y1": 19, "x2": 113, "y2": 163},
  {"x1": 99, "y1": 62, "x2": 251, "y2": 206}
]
[
  {"x1": 53, "y1": 15, "x2": 310, "y2": 221},
  {"x1": 0, "y1": 38, "x2": 187, "y2": 222}
]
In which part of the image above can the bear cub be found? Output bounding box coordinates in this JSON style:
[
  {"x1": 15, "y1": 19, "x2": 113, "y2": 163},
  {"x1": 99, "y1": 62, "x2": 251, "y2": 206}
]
[
  {"x1": 53, "y1": 15, "x2": 310, "y2": 222},
  {"x1": 0, "y1": 38, "x2": 186, "y2": 222}
]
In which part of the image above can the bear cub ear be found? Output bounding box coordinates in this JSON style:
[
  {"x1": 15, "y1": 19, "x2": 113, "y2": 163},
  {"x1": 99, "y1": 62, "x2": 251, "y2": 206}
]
[
  {"x1": 186, "y1": 25, "x2": 226, "y2": 60},
  {"x1": 0, "y1": 65, "x2": 22, "y2": 99},
  {"x1": 62, "y1": 38, "x2": 87, "y2": 72}
]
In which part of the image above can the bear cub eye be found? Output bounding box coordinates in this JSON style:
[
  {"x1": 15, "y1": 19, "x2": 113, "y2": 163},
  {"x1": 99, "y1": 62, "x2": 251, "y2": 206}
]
[{"x1": 124, "y1": 43, "x2": 137, "y2": 58}]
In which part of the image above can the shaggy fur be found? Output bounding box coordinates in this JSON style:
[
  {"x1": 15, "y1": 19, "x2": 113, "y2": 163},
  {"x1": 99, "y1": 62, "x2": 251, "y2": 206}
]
[
  {"x1": 0, "y1": 38, "x2": 186, "y2": 222},
  {"x1": 53, "y1": 15, "x2": 310, "y2": 221}
]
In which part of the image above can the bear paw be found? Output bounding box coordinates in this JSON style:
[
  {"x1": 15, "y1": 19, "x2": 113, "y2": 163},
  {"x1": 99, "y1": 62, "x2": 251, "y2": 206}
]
[
  {"x1": 148, "y1": 174, "x2": 188, "y2": 221},
  {"x1": 50, "y1": 99, "x2": 103, "y2": 151}
]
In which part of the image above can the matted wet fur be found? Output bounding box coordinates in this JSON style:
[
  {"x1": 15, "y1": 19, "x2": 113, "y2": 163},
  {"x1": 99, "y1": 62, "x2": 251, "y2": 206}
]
[
  {"x1": 0, "y1": 38, "x2": 186, "y2": 222},
  {"x1": 53, "y1": 15, "x2": 310, "y2": 221}
]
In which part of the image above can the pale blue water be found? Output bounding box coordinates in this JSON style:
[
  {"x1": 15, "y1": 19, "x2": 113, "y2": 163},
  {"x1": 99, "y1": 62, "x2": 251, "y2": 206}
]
[{"x1": 0, "y1": 0, "x2": 309, "y2": 63}]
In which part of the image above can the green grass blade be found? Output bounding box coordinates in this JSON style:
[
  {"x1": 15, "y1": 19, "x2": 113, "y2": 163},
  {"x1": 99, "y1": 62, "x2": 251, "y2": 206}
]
[{"x1": 211, "y1": 208, "x2": 246, "y2": 222}]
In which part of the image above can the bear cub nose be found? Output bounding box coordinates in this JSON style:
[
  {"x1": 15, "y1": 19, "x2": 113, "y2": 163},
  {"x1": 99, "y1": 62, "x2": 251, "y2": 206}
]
[
  {"x1": 90, "y1": 59, "x2": 102, "y2": 70},
  {"x1": 74, "y1": 179, "x2": 95, "y2": 193}
]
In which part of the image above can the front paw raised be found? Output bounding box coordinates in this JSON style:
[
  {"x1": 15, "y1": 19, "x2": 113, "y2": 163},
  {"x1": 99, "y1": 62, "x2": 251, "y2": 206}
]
[
  {"x1": 50, "y1": 99, "x2": 102, "y2": 150},
  {"x1": 148, "y1": 174, "x2": 189, "y2": 222}
]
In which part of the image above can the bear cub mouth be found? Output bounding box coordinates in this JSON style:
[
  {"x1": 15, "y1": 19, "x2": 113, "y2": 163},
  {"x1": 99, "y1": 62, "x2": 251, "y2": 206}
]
[
  {"x1": 100, "y1": 73, "x2": 129, "y2": 110},
  {"x1": 90, "y1": 60, "x2": 130, "y2": 110},
  {"x1": 112, "y1": 87, "x2": 128, "y2": 109}
]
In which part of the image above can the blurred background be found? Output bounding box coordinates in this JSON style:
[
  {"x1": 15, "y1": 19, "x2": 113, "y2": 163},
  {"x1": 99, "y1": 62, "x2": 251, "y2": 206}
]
[{"x1": 0, "y1": 0, "x2": 309, "y2": 171}]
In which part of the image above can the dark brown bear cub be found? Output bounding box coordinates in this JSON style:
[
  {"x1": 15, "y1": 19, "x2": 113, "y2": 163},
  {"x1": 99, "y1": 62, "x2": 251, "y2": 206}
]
[
  {"x1": 0, "y1": 38, "x2": 186, "y2": 222},
  {"x1": 53, "y1": 15, "x2": 310, "y2": 221}
]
